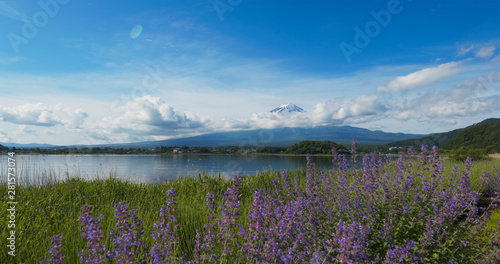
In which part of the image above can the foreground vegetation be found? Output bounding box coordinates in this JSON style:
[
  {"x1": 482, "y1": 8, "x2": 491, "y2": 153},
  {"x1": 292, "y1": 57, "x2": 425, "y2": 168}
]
[{"x1": 1, "y1": 145, "x2": 500, "y2": 263}]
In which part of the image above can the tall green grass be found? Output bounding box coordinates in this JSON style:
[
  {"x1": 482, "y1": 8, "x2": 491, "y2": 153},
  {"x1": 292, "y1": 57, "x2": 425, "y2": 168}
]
[
  {"x1": 0, "y1": 168, "x2": 308, "y2": 263},
  {"x1": 0, "y1": 158, "x2": 499, "y2": 263},
  {"x1": 441, "y1": 158, "x2": 500, "y2": 191}
]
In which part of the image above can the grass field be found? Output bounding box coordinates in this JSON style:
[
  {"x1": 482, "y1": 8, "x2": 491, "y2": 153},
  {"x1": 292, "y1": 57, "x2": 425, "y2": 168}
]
[{"x1": 1, "y1": 150, "x2": 500, "y2": 263}]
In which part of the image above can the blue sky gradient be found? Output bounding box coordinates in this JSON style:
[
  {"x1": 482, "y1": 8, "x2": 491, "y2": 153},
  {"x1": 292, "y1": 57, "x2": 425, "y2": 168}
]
[{"x1": 0, "y1": 0, "x2": 499, "y2": 145}]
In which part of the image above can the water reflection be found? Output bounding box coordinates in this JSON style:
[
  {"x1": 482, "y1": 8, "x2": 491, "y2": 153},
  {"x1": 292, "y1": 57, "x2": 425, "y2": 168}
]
[{"x1": 3, "y1": 154, "x2": 348, "y2": 185}]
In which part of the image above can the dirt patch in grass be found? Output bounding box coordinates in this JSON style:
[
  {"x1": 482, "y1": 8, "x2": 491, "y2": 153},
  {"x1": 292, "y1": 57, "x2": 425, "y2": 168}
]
[{"x1": 488, "y1": 153, "x2": 500, "y2": 160}]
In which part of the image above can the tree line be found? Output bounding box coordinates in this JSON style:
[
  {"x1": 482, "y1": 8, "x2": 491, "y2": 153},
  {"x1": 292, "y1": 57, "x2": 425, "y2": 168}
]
[{"x1": 0, "y1": 141, "x2": 353, "y2": 155}]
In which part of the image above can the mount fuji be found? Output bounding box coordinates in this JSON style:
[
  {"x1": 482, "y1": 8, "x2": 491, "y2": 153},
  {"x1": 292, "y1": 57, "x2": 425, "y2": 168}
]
[{"x1": 269, "y1": 103, "x2": 305, "y2": 113}]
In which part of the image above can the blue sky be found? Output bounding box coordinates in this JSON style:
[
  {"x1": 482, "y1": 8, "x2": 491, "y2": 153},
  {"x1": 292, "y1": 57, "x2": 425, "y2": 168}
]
[{"x1": 0, "y1": 0, "x2": 499, "y2": 145}]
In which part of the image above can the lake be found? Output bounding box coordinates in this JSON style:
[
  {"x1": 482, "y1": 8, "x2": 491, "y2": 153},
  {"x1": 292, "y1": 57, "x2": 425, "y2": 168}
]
[{"x1": 7, "y1": 154, "x2": 342, "y2": 185}]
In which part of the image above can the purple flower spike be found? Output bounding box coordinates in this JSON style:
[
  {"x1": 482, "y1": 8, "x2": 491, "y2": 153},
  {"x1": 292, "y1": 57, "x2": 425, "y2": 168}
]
[
  {"x1": 351, "y1": 138, "x2": 358, "y2": 162},
  {"x1": 196, "y1": 192, "x2": 218, "y2": 262},
  {"x1": 216, "y1": 173, "x2": 242, "y2": 260},
  {"x1": 78, "y1": 205, "x2": 110, "y2": 263},
  {"x1": 110, "y1": 201, "x2": 146, "y2": 263},
  {"x1": 40, "y1": 234, "x2": 65, "y2": 264},
  {"x1": 150, "y1": 188, "x2": 180, "y2": 263}
]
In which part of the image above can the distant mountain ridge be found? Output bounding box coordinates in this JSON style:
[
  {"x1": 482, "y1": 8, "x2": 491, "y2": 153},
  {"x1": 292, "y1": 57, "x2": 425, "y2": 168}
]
[
  {"x1": 0, "y1": 142, "x2": 60, "y2": 149},
  {"x1": 95, "y1": 125, "x2": 427, "y2": 148},
  {"x1": 0, "y1": 125, "x2": 426, "y2": 149}
]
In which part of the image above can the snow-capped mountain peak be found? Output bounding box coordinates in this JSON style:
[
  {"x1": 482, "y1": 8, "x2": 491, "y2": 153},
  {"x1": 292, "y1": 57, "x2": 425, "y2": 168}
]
[{"x1": 269, "y1": 103, "x2": 305, "y2": 113}]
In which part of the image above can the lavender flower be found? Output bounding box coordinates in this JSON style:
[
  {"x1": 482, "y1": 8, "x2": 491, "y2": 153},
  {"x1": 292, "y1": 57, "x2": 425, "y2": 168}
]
[
  {"x1": 150, "y1": 188, "x2": 179, "y2": 263},
  {"x1": 78, "y1": 205, "x2": 111, "y2": 263},
  {"x1": 109, "y1": 201, "x2": 146, "y2": 263},
  {"x1": 216, "y1": 173, "x2": 242, "y2": 261},
  {"x1": 40, "y1": 234, "x2": 65, "y2": 264},
  {"x1": 383, "y1": 239, "x2": 415, "y2": 263},
  {"x1": 351, "y1": 138, "x2": 358, "y2": 161},
  {"x1": 195, "y1": 192, "x2": 218, "y2": 262}
]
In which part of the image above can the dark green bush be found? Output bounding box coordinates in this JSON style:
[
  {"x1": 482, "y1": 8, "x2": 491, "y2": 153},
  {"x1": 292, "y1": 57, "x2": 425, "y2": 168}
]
[{"x1": 451, "y1": 147, "x2": 488, "y2": 162}]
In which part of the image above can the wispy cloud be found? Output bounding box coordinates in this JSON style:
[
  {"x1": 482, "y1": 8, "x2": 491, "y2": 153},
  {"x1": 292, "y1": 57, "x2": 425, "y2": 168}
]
[
  {"x1": 377, "y1": 61, "x2": 464, "y2": 92},
  {"x1": 391, "y1": 72, "x2": 500, "y2": 122},
  {"x1": 16, "y1": 125, "x2": 37, "y2": 136},
  {"x1": 0, "y1": 129, "x2": 12, "y2": 143},
  {"x1": 0, "y1": 56, "x2": 25, "y2": 64},
  {"x1": 491, "y1": 55, "x2": 500, "y2": 64},
  {"x1": 475, "y1": 46, "x2": 496, "y2": 59},
  {"x1": 456, "y1": 44, "x2": 497, "y2": 60},
  {"x1": 0, "y1": 2, "x2": 28, "y2": 22},
  {"x1": 392, "y1": 93, "x2": 499, "y2": 121},
  {"x1": 457, "y1": 45, "x2": 475, "y2": 57}
]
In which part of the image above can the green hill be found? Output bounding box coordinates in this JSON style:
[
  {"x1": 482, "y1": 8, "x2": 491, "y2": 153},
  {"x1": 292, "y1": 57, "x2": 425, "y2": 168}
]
[
  {"x1": 381, "y1": 118, "x2": 500, "y2": 152},
  {"x1": 0, "y1": 144, "x2": 9, "y2": 152},
  {"x1": 441, "y1": 120, "x2": 500, "y2": 153}
]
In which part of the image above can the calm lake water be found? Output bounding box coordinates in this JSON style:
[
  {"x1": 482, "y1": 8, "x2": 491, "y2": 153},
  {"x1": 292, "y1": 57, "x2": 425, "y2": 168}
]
[{"x1": 9, "y1": 154, "x2": 341, "y2": 184}]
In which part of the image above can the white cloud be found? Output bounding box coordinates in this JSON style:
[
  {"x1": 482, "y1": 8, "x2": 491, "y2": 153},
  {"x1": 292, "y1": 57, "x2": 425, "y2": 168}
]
[
  {"x1": 312, "y1": 99, "x2": 345, "y2": 125},
  {"x1": 0, "y1": 103, "x2": 62, "y2": 126},
  {"x1": 117, "y1": 96, "x2": 209, "y2": 129},
  {"x1": 65, "y1": 109, "x2": 89, "y2": 128},
  {"x1": 391, "y1": 76, "x2": 500, "y2": 122},
  {"x1": 378, "y1": 61, "x2": 464, "y2": 92},
  {"x1": 312, "y1": 95, "x2": 387, "y2": 125},
  {"x1": 249, "y1": 112, "x2": 311, "y2": 129},
  {"x1": 0, "y1": 103, "x2": 88, "y2": 128},
  {"x1": 350, "y1": 95, "x2": 387, "y2": 116},
  {"x1": 87, "y1": 96, "x2": 214, "y2": 142},
  {"x1": 475, "y1": 46, "x2": 496, "y2": 59},
  {"x1": 241, "y1": 95, "x2": 387, "y2": 130}
]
